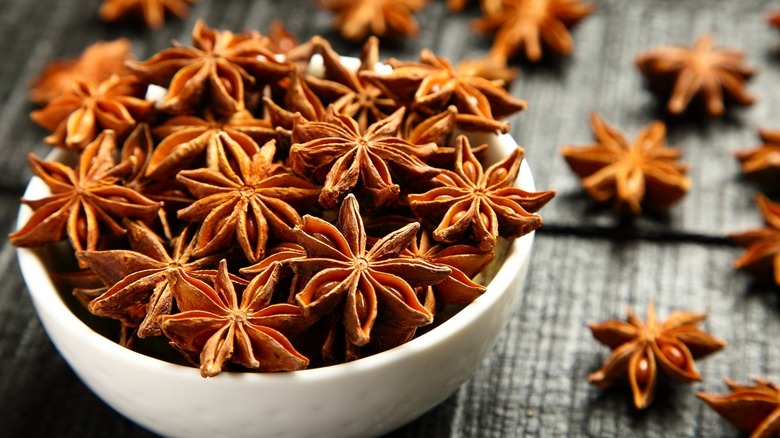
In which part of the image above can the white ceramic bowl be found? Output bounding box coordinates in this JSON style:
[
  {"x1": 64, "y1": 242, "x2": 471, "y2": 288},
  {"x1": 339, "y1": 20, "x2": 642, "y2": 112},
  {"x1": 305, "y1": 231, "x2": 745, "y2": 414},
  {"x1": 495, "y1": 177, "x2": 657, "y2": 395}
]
[{"x1": 16, "y1": 131, "x2": 536, "y2": 438}]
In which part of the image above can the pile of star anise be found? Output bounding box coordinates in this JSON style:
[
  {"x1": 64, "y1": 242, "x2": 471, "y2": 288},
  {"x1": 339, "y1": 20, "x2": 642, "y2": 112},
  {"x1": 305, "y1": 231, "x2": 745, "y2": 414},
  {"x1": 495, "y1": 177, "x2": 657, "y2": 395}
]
[{"x1": 11, "y1": 20, "x2": 554, "y2": 376}]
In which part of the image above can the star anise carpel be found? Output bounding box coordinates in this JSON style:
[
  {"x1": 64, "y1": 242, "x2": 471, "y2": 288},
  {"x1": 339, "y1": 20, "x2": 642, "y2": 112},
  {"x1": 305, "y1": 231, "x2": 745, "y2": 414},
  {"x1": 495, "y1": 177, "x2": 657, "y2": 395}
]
[
  {"x1": 471, "y1": 0, "x2": 596, "y2": 63},
  {"x1": 290, "y1": 195, "x2": 451, "y2": 350},
  {"x1": 735, "y1": 128, "x2": 780, "y2": 191},
  {"x1": 317, "y1": 0, "x2": 427, "y2": 42},
  {"x1": 176, "y1": 134, "x2": 320, "y2": 264},
  {"x1": 161, "y1": 259, "x2": 310, "y2": 376},
  {"x1": 10, "y1": 131, "x2": 162, "y2": 254},
  {"x1": 561, "y1": 113, "x2": 690, "y2": 214},
  {"x1": 99, "y1": 0, "x2": 196, "y2": 28},
  {"x1": 730, "y1": 194, "x2": 780, "y2": 286},
  {"x1": 698, "y1": 377, "x2": 780, "y2": 438},
  {"x1": 636, "y1": 34, "x2": 756, "y2": 117},
  {"x1": 409, "y1": 135, "x2": 554, "y2": 250},
  {"x1": 588, "y1": 303, "x2": 726, "y2": 409}
]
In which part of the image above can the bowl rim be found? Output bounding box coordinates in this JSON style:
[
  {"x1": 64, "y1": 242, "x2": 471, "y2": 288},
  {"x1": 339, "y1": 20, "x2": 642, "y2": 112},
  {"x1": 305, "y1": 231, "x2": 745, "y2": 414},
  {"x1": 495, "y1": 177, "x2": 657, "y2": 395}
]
[{"x1": 16, "y1": 131, "x2": 536, "y2": 383}]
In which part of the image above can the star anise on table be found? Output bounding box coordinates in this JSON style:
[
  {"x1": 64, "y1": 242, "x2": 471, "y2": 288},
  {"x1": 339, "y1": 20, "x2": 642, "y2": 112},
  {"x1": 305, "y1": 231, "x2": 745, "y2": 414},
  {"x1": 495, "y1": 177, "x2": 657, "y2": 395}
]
[
  {"x1": 77, "y1": 220, "x2": 225, "y2": 338},
  {"x1": 30, "y1": 75, "x2": 152, "y2": 151},
  {"x1": 176, "y1": 135, "x2": 320, "y2": 264},
  {"x1": 635, "y1": 34, "x2": 756, "y2": 118},
  {"x1": 317, "y1": 0, "x2": 427, "y2": 42},
  {"x1": 560, "y1": 113, "x2": 690, "y2": 214},
  {"x1": 471, "y1": 0, "x2": 596, "y2": 63},
  {"x1": 735, "y1": 128, "x2": 780, "y2": 191},
  {"x1": 289, "y1": 194, "x2": 451, "y2": 351},
  {"x1": 290, "y1": 107, "x2": 439, "y2": 209},
  {"x1": 588, "y1": 303, "x2": 726, "y2": 409},
  {"x1": 161, "y1": 260, "x2": 310, "y2": 376},
  {"x1": 730, "y1": 194, "x2": 780, "y2": 287},
  {"x1": 29, "y1": 39, "x2": 134, "y2": 106},
  {"x1": 145, "y1": 110, "x2": 276, "y2": 179},
  {"x1": 409, "y1": 135, "x2": 554, "y2": 250},
  {"x1": 698, "y1": 377, "x2": 780, "y2": 438},
  {"x1": 128, "y1": 19, "x2": 289, "y2": 115},
  {"x1": 361, "y1": 49, "x2": 527, "y2": 133},
  {"x1": 99, "y1": 0, "x2": 195, "y2": 28},
  {"x1": 10, "y1": 131, "x2": 161, "y2": 254}
]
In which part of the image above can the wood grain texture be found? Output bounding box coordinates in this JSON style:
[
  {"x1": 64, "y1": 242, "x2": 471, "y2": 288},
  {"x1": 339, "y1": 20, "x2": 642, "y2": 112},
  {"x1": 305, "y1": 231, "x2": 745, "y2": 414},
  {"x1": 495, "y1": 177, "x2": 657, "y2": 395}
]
[{"x1": 0, "y1": 0, "x2": 779, "y2": 437}]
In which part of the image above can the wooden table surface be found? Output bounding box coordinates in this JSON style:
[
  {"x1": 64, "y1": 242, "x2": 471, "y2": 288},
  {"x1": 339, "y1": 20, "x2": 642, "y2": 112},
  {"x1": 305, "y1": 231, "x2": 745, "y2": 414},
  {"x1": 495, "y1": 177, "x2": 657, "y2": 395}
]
[{"x1": 1, "y1": 0, "x2": 778, "y2": 436}]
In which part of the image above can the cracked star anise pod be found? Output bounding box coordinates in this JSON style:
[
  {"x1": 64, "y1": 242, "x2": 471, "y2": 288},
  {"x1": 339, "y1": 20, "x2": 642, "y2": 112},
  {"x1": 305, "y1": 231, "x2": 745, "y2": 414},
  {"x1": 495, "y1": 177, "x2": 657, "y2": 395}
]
[
  {"x1": 730, "y1": 194, "x2": 780, "y2": 286},
  {"x1": 29, "y1": 39, "x2": 134, "y2": 106},
  {"x1": 10, "y1": 131, "x2": 161, "y2": 254},
  {"x1": 317, "y1": 0, "x2": 426, "y2": 42},
  {"x1": 128, "y1": 19, "x2": 289, "y2": 115},
  {"x1": 290, "y1": 107, "x2": 439, "y2": 209},
  {"x1": 161, "y1": 260, "x2": 309, "y2": 376},
  {"x1": 588, "y1": 303, "x2": 726, "y2": 410},
  {"x1": 635, "y1": 34, "x2": 756, "y2": 118},
  {"x1": 735, "y1": 128, "x2": 780, "y2": 191},
  {"x1": 77, "y1": 220, "x2": 224, "y2": 337},
  {"x1": 30, "y1": 75, "x2": 152, "y2": 151},
  {"x1": 409, "y1": 135, "x2": 554, "y2": 250},
  {"x1": 289, "y1": 194, "x2": 451, "y2": 350},
  {"x1": 145, "y1": 110, "x2": 276, "y2": 179},
  {"x1": 560, "y1": 113, "x2": 690, "y2": 214},
  {"x1": 177, "y1": 134, "x2": 320, "y2": 264},
  {"x1": 472, "y1": 0, "x2": 596, "y2": 63},
  {"x1": 361, "y1": 49, "x2": 526, "y2": 133},
  {"x1": 698, "y1": 377, "x2": 780, "y2": 438},
  {"x1": 99, "y1": 0, "x2": 195, "y2": 28}
]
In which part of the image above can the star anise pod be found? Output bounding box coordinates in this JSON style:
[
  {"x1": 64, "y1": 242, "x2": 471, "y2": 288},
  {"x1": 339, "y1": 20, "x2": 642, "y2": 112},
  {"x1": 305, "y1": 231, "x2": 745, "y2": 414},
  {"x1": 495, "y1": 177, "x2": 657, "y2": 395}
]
[
  {"x1": 290, "y1": 107, "x2": 439, "y2": 209},
  {"x1": 29, "y1": 39, "x2": 134, "y2": 106},
  {"x1": 730, "y1": 194, "x2": 780, "y2": 286},
  {"x1": 361, "y1": 49, "x2": 527, "y2": 133},
  {"x1": 10, "y1": 131, "x2": 162, "y2": 254},
  {"x1": 560, "y1": 113, "x2": 690, "y2": 214},
  {"x1": 77, "y1": 220, "x2": 224, "y2": 337},
  {"x1": 30, "y1": 75, "x2": 152, "y2": 151},
  {"x1": 289, "y1": 194, "x2": 451, "y2": 349},
  {"x1": 263, "y1": 20, "x2": 300, "y2": 54},
  {"x1": 127, "y1": 19, "x2": 289, "y2": 115},
  {"x1": 145, "y1": 110, "x2": 276, "y2": 179},
  {"x1": 177, "y1": 134, "x2": 320, "y2": 264},
  {"x1": 99, "y1": 0, "x2": 195, "y2": 28},
  {"x1": 317, "y1": 0, "x2": 427, "y2": 42},
  {"x1": 735, "y1": 128, "x2": 780, "y2": 190},
  {"x1": 588, "y1": 303, "x2": 726, "y2": 409},
  {"x1": 454, "y1": 54, "x2": 520, "y2": 85},
  {"x1": 263, "y1": 66, "x2": 327, "y2": 146},
  {"x1": 409, "y1": 135, "x2": 554, "y2": 250},
  {"x1": 161, "y1": 260, "x2": 310, "y2": 376},
  {"x1": 472, "y1": 0, "x2": 596, "y2": 62},
  {"x1": 698, "y1": 377, "x2": 780, "y2": 438},
  {"x1": 635, "y1": 34, "x2": 756, "y2": 117}
]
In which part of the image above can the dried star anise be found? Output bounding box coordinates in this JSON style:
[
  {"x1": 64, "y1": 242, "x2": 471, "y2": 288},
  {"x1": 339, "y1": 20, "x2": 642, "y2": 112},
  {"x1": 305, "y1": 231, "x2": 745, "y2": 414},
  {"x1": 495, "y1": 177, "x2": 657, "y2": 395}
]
[
  {"x1": 635, "y1": 34, "x2": 756, "y2": 118},
  {"x1": 10, "y1": 131, "x2": 161, "y2": 254},
  {"x1": 78, "y1": 220, "x2": 222, "y2": 337},
  {"x1": 361, "y1": 49, "x2": 526, "y2": 133},
  {"x1": 472, "y1": 0, "x2": 596, "y2": 62},
  {"x1": 317, "y1": 0, "x2": 427, "y2": 42},
  {"x1": 289, "y1": 194, "x2": 451, "y2": 350},
  {"x1": 588, "y1": 303, "x2": 726, "y2": 409},
  {"x1": 561, "y1": 113, "x2": 690, "y2": 214},
  {"x1": 698, "y1": 377, "x2": 780, "y2": 438},
  {"x1": 99, "y1": 0, "x2": 195, "y2": 28},
  {"x1": 290, "y1": 107, "x2": 439, "y2": 208},
  {"x1": 161, "y1": 260, "x2": 309, "y2": 376},
  {"x1": 128, "y1": 19, "x2": 289, "y2": 115},
  {"x1": 735, "y1": 128, "x2": 780, "y2": 191},
  {"x1": 30, "y1": 75, "x2": 152, "y2": 151},
  {"x1": 29, "y1": 39, "x2": 134, "y2": 106},
  {"x1": 409, "y1": 135, "x2": 554, "y2": 250},
  {"x1": 730, "y1": 194, "x2": 780, "y2": 286},
  {"x1": 177, "y1": 135, "x2": 320, "y2": 263}
]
